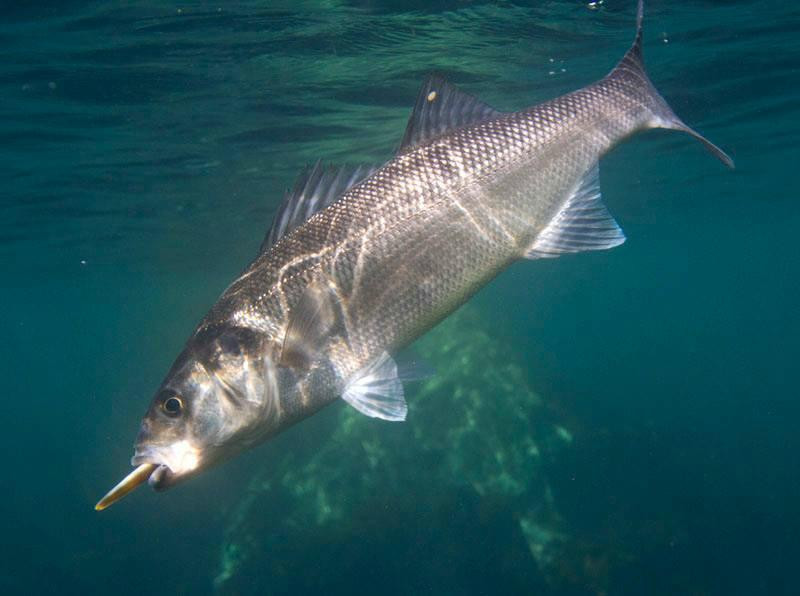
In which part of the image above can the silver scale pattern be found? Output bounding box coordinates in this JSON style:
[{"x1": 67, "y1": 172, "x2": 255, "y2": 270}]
[{"x1": 204, "y1": 65, "x2": 654, "y2": 385}]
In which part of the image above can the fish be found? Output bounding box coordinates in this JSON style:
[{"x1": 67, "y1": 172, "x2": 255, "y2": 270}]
[{"x1": 95, "y1": 0, "x2": 732, "y2": 511}]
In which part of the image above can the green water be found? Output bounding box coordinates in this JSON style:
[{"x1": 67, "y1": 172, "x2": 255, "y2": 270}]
[{"x1": 2, "y1": 1, "x2": 798, "y2": 594}]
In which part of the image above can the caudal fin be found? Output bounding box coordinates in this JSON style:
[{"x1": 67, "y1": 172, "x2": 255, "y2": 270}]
[{"x1": 612, "y1": 0, "x2": 734, "y2": 169}]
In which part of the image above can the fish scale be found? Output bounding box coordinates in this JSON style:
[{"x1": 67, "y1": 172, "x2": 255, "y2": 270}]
[
  {"x1": 95, "y1": 0, "x2": 733, "y2": 511},
  {"x1": 214, "y1": 82, "x2": 648, "y2": 375}
]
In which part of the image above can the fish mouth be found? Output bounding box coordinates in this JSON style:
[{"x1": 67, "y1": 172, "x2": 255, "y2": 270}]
[
  {"x1": 131, "y1": 455, "x2": 174, "y2": 491},
  {"x1": 131, "y1": 451, "x2": 175, "y2": 492},
  {"x1": 145, "y1": 463, "x2": 173, "y2": 491},
  {"x1": 94, "y1": 445, "x2": 194, "y2": 511}
]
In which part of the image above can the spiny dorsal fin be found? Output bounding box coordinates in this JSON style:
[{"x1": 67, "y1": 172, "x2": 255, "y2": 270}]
[
  {"x1": 525, "y1": 164, "x2": 625, "y2": 259},
  {"x1": 280, "y1": 279, "x2": 343, "y2": 370},
  {"x1": 397, "y1": 74, "x2": 503, "y2": 154},
  {"x1": 262, "y1": 161, "x2": 377, "y2": 252}
]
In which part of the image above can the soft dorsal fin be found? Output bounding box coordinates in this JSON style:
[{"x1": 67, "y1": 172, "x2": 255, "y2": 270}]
[
  {"x1": 280, "y1": 279, "x2": 343, "y2": 370},
  {"x1": 397, "y1": 74, "x2": 503, "y2": 153},
  {"x1": 525, "y1": 164, "x2": 626, "y2": 259},
  {"x1": 262, "y1": 161, "x2": 377, "y2": 252}
]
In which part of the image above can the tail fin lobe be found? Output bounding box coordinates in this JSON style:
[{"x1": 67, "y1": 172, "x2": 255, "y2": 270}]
[
  {"x1": 612, "y1": 0, "x2": 735, "y2": 169},
  {"x1": 615, "y1": 0, "x2": 645, "y2": 74},
  {"x1": 663, "y1": 118, "x2": 735, "y2": 169}
]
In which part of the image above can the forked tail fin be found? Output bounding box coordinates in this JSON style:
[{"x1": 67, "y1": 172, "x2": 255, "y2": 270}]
[{"x1": 611, "y1": 0, "x2": 734, "y2": 168}]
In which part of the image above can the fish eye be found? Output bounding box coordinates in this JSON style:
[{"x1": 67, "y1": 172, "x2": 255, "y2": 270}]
[{"x1": 162, "y1": 395, "x2": 183, "y2": 417}]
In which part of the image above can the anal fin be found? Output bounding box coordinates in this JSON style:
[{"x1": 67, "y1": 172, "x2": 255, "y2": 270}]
[{"x1": 525, "y1": 164, "x2": 625, "y2": 259}]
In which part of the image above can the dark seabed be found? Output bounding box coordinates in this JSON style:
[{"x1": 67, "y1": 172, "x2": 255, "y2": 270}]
[{"x1": 1, "y1": 1, "x2": 798, "y2": 594}]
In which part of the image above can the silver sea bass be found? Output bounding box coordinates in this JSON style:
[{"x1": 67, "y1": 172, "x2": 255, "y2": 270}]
[{"x1": 97, "y1": 0, "x2": 732, "y2": 510}]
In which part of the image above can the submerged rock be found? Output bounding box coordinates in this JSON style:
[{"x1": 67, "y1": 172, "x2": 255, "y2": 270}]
[{"x1": 215, "y1": 305, "x2": 575, "y2": 594}]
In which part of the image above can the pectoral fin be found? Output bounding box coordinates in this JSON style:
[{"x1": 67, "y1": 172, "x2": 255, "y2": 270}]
[{"x1": 280, "y1": 279, "x2": 342, "y2": 370}]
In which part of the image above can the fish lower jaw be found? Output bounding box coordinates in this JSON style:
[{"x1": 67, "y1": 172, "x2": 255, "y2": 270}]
[
  {"x1": 148, "y1": 464, "x2": 173, "y2": 491},
  {"x1": 132, "y1": 439, "x2": 202, "y2": 482}
]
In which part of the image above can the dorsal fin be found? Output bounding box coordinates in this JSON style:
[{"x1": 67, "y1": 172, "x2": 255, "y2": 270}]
[
  {"x1": 397, "y1": 74, "x2": 503, "y2": 154},
  {"x1": 262, "y1": 161, "x2": 376, "y2": 252}
]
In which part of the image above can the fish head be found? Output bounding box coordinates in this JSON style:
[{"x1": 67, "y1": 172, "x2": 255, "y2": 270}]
[
  {"x1": 135, "y1": 325, "x2": 279, "y2": 489},
  {"x1": 96, "y1": 325, "x2": 279, "y2": 509}
]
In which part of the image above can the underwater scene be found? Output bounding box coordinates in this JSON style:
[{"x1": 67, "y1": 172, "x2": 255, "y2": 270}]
[{"x1": 2, "y1": 1, "x2": 798, "y2": 594}]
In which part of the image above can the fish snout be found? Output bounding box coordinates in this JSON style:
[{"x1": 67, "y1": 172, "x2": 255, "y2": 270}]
[{"x1": 134, "y1": 418, "x2": 153, "y2": 444}]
